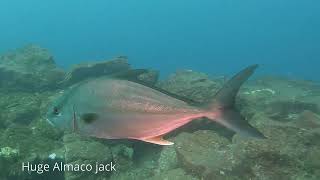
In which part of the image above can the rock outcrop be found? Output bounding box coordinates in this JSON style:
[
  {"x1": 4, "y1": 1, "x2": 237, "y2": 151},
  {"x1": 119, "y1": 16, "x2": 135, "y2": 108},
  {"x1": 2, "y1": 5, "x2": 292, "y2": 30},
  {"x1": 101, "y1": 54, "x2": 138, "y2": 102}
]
[
  {"x1": 61, "y1": 57, "x2": 130, "y2": 86},
  {"x1": 158, "y1": 70, "x2": 223, "y2": 103},
  {"x1": 0, "y1": 45, "x2": 65, "y2": 92}
]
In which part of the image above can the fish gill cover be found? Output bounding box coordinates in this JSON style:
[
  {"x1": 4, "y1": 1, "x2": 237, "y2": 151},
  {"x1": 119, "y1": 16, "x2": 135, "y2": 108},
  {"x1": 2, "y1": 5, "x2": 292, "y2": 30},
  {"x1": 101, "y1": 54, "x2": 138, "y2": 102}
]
[{"x1": 0, "y1": 1, "x2": 319, "y2": 180}]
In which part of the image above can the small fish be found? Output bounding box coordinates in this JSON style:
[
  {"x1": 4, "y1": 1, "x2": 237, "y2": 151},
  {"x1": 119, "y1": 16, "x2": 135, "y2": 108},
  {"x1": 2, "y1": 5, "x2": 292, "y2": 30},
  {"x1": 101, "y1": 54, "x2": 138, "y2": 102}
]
[{"x1": 46, "y1": 65, "x2": 265, "y2": 145}]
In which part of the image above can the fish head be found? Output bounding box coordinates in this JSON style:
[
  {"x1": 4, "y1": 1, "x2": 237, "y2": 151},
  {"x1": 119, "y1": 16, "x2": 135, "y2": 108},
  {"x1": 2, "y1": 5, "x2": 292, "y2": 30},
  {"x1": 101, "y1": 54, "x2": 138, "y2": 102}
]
[{"x1": 46, "y1": 90, "x2": 74, "y2": 130}]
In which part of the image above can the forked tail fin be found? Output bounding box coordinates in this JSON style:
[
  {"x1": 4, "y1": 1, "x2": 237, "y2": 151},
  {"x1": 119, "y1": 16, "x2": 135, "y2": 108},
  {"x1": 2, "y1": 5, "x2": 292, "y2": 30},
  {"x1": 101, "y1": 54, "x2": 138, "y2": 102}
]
[{"x1": 207, "y1": 65, "x2": 266, "y2": 139}]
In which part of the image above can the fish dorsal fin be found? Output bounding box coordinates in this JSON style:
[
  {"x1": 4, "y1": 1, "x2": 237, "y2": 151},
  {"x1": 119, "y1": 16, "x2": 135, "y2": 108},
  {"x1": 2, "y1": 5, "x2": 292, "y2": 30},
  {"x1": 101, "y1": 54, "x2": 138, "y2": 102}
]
[
  {"x1": 142, "y1": 135, "x2": 174, "y2": 145},
  {"x1": 110, "y1": 69, "x2": 199, "y2": 105}
]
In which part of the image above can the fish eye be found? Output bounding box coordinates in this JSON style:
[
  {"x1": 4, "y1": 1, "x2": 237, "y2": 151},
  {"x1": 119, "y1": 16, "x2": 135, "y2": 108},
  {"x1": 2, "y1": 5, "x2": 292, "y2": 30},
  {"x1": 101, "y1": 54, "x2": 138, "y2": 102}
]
[{"x1": 53, "y1": 107, "x2": 59, "y2": 115}]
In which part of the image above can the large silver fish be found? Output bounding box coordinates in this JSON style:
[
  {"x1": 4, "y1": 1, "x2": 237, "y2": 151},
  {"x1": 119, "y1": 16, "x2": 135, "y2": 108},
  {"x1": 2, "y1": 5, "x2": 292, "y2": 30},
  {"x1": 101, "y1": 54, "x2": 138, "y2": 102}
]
[{"x1": 47, "y1": 65, "x2": 265, "y2": 145}]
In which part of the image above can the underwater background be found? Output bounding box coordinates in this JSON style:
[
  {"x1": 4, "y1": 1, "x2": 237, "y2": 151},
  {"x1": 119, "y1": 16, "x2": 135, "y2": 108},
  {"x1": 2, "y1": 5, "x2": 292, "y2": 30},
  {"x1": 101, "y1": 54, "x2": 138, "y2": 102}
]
[
  {"x1": 0, "y1": 0, "x2": 319, "y2": 79},
  {"x1": 0, "y1": 0, "x2": 320, "y2": 180}
]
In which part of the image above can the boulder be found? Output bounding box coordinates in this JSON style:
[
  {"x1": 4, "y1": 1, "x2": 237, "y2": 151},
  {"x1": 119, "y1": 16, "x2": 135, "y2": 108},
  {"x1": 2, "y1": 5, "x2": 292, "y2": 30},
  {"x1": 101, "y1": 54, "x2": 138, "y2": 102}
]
[
  {"x1": 63, "y1": 134, "x2": 113, "y2": 180},
  {"x1": 174, "y1": 130, "x2": 237, "y2": 179},
  {"x1": 239, "y1": 77, "x2": 320, "y2": 124},
  {"x1": 111, "y1": 144, "x2": 134, "y2": 172},
  {"x1": 231, "y1": 122, "x2": 319, "y2": 180},
  {"x1": 0, "y1": 45, "x2": 65, "y2": 92},
  {"x1": 0, "y1": 92, "x2": 42, "y2": 127},
  {"x1": 156, "y1": 146, "x2": 178, "y2": 173},
  {"x1": 0, "y1": 123, "x2": 63, "y2": 180},
  {"x1": 158, "y1": 70, "x2": 222, "y2": 103},
  {"x1": 172, "y1": 111, "x2": 320, "y2": 179},
  {"x1": 61, "y1": 57, "x2": 130, "y2": 86},
  {"x1": 291, "y1": 110, "x2": 320, "y2": 129},
  {"x1": 138, "y1": 69, "x2": 159, "y2": 86},
  {"x1": 61, "y1": 57, "x2": 160, "y2": 87}
]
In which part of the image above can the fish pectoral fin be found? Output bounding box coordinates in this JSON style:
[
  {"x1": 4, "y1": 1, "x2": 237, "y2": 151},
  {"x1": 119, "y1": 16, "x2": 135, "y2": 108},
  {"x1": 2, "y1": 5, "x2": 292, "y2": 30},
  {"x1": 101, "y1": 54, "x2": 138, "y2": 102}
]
[{"x1": 141, "y1": 136, "x2": 174, "y2": 146}]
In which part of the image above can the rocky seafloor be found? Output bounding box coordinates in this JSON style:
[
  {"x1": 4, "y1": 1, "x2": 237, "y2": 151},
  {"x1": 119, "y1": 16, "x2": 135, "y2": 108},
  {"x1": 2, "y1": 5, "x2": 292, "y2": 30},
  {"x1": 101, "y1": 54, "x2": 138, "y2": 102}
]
[{"x1": 0, "y1": 45, "x2": 320, "y2": 180}]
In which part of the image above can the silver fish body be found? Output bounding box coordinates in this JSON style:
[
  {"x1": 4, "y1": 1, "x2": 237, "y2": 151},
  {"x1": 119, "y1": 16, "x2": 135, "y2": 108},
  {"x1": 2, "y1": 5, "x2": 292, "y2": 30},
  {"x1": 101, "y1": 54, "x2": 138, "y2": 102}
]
[{"x1": 47, "y1": 66, "x2": 265, "y2": 145}]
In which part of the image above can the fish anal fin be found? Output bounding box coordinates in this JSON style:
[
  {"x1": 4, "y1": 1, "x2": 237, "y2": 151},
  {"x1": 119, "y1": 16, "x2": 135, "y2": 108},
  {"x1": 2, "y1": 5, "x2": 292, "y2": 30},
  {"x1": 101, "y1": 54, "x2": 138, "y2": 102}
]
[{"x1": 141, "y1": 136, "x2": 174, "y2": 146}]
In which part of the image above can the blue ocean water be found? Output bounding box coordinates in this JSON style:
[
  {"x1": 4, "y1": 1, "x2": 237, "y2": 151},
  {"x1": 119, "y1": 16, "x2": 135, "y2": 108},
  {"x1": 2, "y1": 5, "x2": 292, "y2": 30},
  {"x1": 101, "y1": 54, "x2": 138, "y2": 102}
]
[{"x1": 0, "y1": 0, "x2": 319, "y2": 80}]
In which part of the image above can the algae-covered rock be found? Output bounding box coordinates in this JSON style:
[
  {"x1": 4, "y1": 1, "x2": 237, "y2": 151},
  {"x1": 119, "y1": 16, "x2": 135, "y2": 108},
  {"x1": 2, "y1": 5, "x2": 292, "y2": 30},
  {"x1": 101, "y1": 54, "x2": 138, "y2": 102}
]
[
  {"x1": 0, "y1": 146, "x2": 20, "y2": 179},
  {"x1": 156, "y1": 146, "x2": 178, "y2": 173},
  {"x1": 0, "y1": 45, "x2": 65, "y2": 92},
  {"x1": 240, "y1": 77, "x2": 320, "y2": 124},
  {"x1": 109, "y1": 142, "x2": 162, "y2": 180},
  {"x1": 305, "y1": 147, "x2": 320, "y2": 176},
  {"x1": 158, "y1": 70, "x2": 222, "y2": 102},
  {"x1": 0, "y1": 147, "x2": 19, "y2": 159},
  {"x1": 0, "y1": 86, "x2": 64, "y2": 179},
  {"x1": 292, "y1": 110, "x2": 320, "y2": 129},
  {"x1": 0, "y1": 124, "x2": 63, "y2": 179},
  {"x1": 174, "y1": 130, "x2": 236, "y2": 179},
  {"x1": 0, "y1": 92, "x2": 42, "y2": 127},
  {"x1": 138, "y1": 69, "x2": 159, "y2": 86},
  {"x1": 63, "y1": 134, "x2": 112, "y2": 162},
  {"x1": 109, "y1": 166, "x2": 155, "y2": 180},
  {"x1": 148, "y1": 168, "x2": 198, "y2": 180},
  {"x1": 1, "y1": 125, "x2": 62, "y2": 158},
  {"x1": 230, "y1": 113, "x2": 320, "y2": 180},
  {"x1": 111, "y1": 144, "x2": 134, "y2": 172},
  {"x1": 109, "y1": 148, "x2": 159, "y2": 180},
  {"x1": 171, "y1": 111, "x2": 320, "y2": 180},
  {"x1": 61, "y1": 57, "x2": 130, "y2": 86},
  {"x1": 61, "y1": 57, "x2": 160, "y2": 87},
  {"x1": 63, "y1": 134, "x2": 113, "y2": 180}
]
